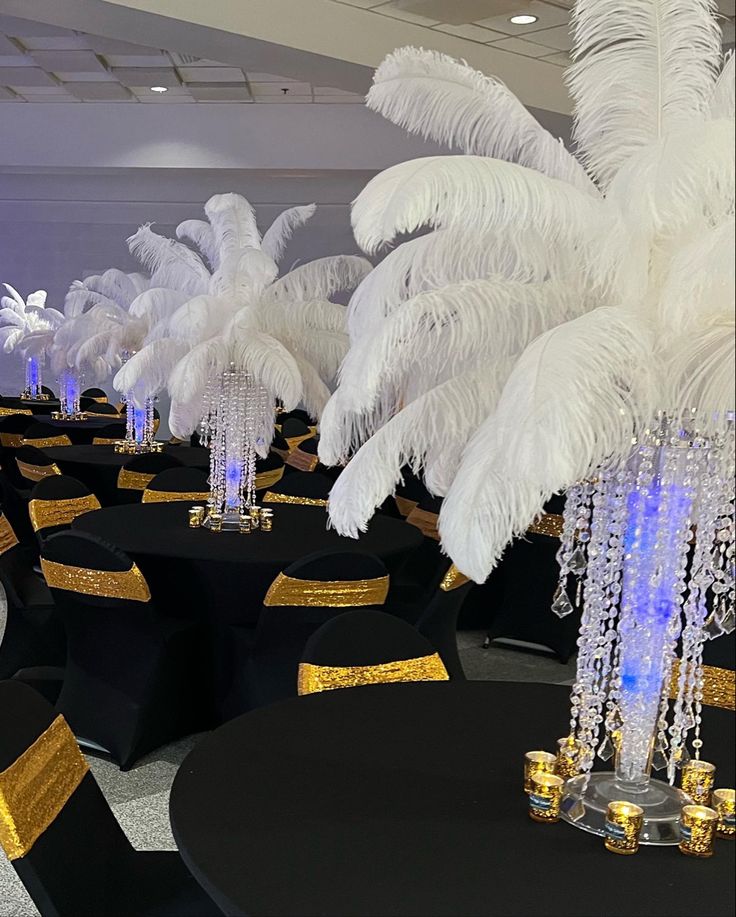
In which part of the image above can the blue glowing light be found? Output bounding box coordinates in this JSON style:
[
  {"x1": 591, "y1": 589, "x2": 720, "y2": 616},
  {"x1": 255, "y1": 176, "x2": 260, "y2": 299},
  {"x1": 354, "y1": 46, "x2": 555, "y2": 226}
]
[{"x1": 133, "y1": 406, "x2": 147, "y2": 443}]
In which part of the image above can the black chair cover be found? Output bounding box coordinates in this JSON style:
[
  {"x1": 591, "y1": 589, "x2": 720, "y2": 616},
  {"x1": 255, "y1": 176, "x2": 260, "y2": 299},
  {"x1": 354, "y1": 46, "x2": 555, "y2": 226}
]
[
  {"x1": 29, "y1": 474, "x2": 101, "y2": 541},
  {"x1": 81, "y1": 387, "x2": 108, "y2": 401},
  {"x1": 84, "y1": 401, "x2": 119, "y2": 416},
  {"x1": 92, "y1": 422, "x2": 126, "y2": 444},
  {"x1": 40, "y1": 385, "x2": 56, "y2": 398},
  {"x1": 117, "y1": 452, "x2": 183, "y2": 503},
  {"x1": 415, "y1": 569, "x2": 474, "y2": 680},
  {"x1": 142, "y1": 467, "x2": 210, "y2": 503},
  {"x1": 263, "y1": 470, "x2": 332, "y2": 505},
  {"x1": 22, "y1": 422, "x2": 73, "y2": 448},
  {"x1": 0, "y1": 468, "x2": 37, "y2": 559},
  {"x1": 298, "y1": 608, "x2": 448, "y2": 694},
  {"x1": 0, "y1": 680, "x2": 222, "y2": 916},
  {"x1": 0, "y1": 415, "x2": 36, "y2": 488},
  {"x1": 15, "y1": 445, "x2": 62, "y2": 485},
  {"x1": 41, "y1": 531, "x2": 204, "y2": 768}
]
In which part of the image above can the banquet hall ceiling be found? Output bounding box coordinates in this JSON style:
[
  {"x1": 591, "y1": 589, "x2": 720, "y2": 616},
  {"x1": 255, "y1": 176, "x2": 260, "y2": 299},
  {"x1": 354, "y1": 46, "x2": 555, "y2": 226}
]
[{"x1": 0, "y1": 16, "x2": 364, "y2": 103}]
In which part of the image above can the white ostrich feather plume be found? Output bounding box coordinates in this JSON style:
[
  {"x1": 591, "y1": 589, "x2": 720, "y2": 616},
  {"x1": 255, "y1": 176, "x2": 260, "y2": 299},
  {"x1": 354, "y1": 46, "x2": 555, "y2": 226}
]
[{"x1": 261, "y1": 204, "x2": 317, "y2": 263}]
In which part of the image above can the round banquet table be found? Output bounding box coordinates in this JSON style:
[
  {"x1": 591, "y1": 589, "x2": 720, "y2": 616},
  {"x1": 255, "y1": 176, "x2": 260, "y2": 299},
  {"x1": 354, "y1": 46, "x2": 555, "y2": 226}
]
[
  {"x1": 31, "y1": 413, "x2": 124, "y2": 444},
  {"x1": 2, "y1": 397, "x2": 61, "y2": 415},
  {"x1": 170, "y1": 680, "x2": 735, "y2": 917},
  {"x1": 43, "y1": 443, "x2": 209, "y2": 504}
]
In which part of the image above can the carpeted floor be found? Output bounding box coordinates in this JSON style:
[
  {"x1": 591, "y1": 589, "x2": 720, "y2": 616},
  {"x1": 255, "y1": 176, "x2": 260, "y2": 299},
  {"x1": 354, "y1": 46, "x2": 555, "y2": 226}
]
[{"x1": 0, "y1": 588, "x2": 575, "y2": 915}]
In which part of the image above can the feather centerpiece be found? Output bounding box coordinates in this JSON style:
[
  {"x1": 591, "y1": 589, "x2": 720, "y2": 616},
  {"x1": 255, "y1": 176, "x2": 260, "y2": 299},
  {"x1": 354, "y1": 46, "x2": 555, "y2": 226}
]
[
  {"x1": 321, "y1": 5, "x2": 734, "y2": 843},
  {"x1": 0, "y1": 284, "x2": 63, "y2": 396}
]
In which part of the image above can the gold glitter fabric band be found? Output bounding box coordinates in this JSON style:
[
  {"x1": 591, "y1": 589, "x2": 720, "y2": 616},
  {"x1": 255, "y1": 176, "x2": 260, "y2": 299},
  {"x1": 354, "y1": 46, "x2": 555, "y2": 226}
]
[
  {"x1": 285, "y1": 433, "x2": 314, "y2": 452},
  {"x1": 406, "y1": 507, "x2": 440, "y2": 541},
  {"x1": 40, "y1": 558, "x2": 151, "y2": 603},
  {"x1": 0, "y1": 715, "x2": 89, "y2": 861},
  {"x1": 0, "y1": 433, "x2": 24, "y2": 447},
  {"x1": 142, "y1": 489, "x2": 210, "y2": 504},
  {"x1": 271, "y1": 447, "x2": 290, "y2": 461},
  {"x1": 264, "y1": 573, "x2": 389, "y2": 607},
  {"x1": 92, "y1": 437, "x2": 120, "y2": 445},
  {"x1": 89, "y1": 396, "x2": 107, "y2": 403},
  {"x1": 117, "y1": 469, "x2": 155, "y2": 490},
  {"x1": 440, "y1": 564, "x2": 471, "y2": 592},
  {"x1": 0, "y1": 514, "x2": 19, "y2": 555},
  {"x1": 29, "y1": 495, "x2": 101, "y2": 533},
  {"x1": 527, "y1": 513, "x2": 564, "y2": 538},
  {"x1": 22, "y1": 436, "x2": 72, "y2": 448},
  {"x1": 85, "y1": 410, "x2": 120, "y2": 418},
  {"x1": 285, "y1": 449, "x2": 319, "y2": 473},
  {"x1": 16, "y1": 461, "x2": 61, "y2": 483},
  {"x1": 0, "y1": 407, "x2": 32, "y2": 416},
  {"x1": 255, "y1": 467, "x2": 285, "y2": 490},
  {"x1": 297, "y1": 653, "x2": 449, "y2": 695},
  {"x1": 262, "y1": 492, "x2": 328, "y2": 508},
  {"x1": 670, "y1": 661, "x2": 735, "y2": 711},
  {"x1": 394, "y1": 496, "x2": 418, "y2": 518}
]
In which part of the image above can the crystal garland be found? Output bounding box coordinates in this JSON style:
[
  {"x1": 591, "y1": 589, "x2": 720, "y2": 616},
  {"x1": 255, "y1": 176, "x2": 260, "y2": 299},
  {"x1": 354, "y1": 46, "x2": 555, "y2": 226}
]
[
  {"x1": 198, "y1": 366, "x2": 271, "y2": 528},
  {"x1": 554, "y1": 418, "x2": 735, "y2": 791},
  {"x1": 23, "y1": 355, "x2": 43, "y2": 398},
  {"x1": 58, "y1": 368, "x2": 81, "y2": 417},
  {"x1": 123, "y1": 395, "x2": 156, "y2": 452}
]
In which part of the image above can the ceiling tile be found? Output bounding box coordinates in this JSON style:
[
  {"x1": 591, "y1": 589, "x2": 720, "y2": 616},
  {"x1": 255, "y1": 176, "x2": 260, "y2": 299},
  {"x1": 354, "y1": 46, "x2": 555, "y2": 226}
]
[
  {"x1": 433, "y1": 22, "x2": 505, "y2": 41},
  {"x1": 254, "y1": 94, "x2": 313, "y2": 103},
  {"x1": 16, "y1": 89, "x2": 80, "y2": 102},
  {"x1": 245, "y1": 72, "x2": 302, "y2": 82},
  {"x1": 314, "y1": 85, "x2": 364, "y2": 95},
  {"x1": 0, "y1": 34, "x2": 23, "y2": 55},
  {"x1": 130, "y1": 84, "x2": 190, "y2": 97},
  {"x1": 18, "y1": 36, "x2": 91, "y2": 51},
  {"x1": 0, "y1": 67, "x2": 56, "y2": 86},
  {"x1": 0, "y1": 86, "x2": 21, "y2": 100},
  {"x1": 0, "y1": 16, "x2": 73, "y2": 37},
  {"x1": 540, "y1": 51, "x2": 570, "y2": 66},
  {"x1": 178, "y1": 66, "x2": 245, "y2": 82},
  {"x1": 490, "y1": 36, "x2": 555, "y2": 57},
  {"x1": 527, "y1": 24, "x2": 572, "y2": 50},
  {"x1": 188, "y1": 84, "x2": 252, "y2": 101},
  {"x1": 65, "y1": 81, "x2": 133, "y2": 100},
  {"x1": 137, "y1": 93, "x2": 195, "y2": 103},
  {"x1": 390, "y1": 0, "x2": 510, "y2": 24},
  {"x1": 250, "y1": 80, "x2": 312, "y2": 96},
  {"x1": 332, "y1": 0, "x2": 387, "y2": 7},
  {"x1": 313, "y1": 93, "x2": 365, "y2": 102},
  {"x1": 54, "y1": 70, "x2": 117, "y2": 82},
  {"x1": 373, "y1": 3, "x2": 440, "y2": 24},
  {"x1": 171, "y1": 56, "x2": 230, "y2": 67},
  {"x1": 83, "y1": 35, "x2": 161, "y2": 54},
  {"x1": 0, "y1": 55, "x2": 35, "y2": 67},
  {"x1": 29, "y1": 49, "x2": 107, "y2": 72},
  {"x1": 113, "y1": 67, "x2": 180, "y2": 87},
  {"x1": 103, "y1": 53, "x2": 172, "y2": 68},
  {"x1": 475, "y1": 1, "x2": 569, "y2": 34}
]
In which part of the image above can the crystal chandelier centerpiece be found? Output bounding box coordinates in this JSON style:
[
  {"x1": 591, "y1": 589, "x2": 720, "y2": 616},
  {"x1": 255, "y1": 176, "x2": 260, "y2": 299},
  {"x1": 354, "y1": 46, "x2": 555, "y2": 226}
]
[
  {"x1": 21, "y1": 355, "x2": 47, "y2": 400},
  {"x1": 57, "y1": 368, "x2": 82, "y2": 418},
  {"x1": 116, "y1": 394, "x2": 159, "y2": 453},
  {"x1": 555, "y1": 416, "x2": 735, "y2": 844},
  {"x1": 198, "y1": 365, "x2": 272, "y2": 530}
]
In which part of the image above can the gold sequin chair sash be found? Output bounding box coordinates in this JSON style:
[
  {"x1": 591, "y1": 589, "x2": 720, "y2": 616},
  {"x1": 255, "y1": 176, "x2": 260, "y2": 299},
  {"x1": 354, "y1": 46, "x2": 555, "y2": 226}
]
[
  {"x1": 22, "y1": 435, "x2": 72, "y2": 448},
  {"x1": 264, "y1": 573, "x2": 389, "y2": 607},
  {"x1": 255, "y1": 466, "x2": 284, "y2": 490},
  {"x1": 394, "y1": 496, "x2": 418, "y2": 518},
  {"x1": 29, "y1": 495, "x2": 101, "y2": 534},
  {"x1": 0, "y1": 513, "x2": 19, "y2": 555},
  {"x1": 285, "y1": 433, "x2": 314, "y2": 453},
  {"x1": 16, "y1": 460, "x2": 61, "y2": 483},
  {"x1": 40, "y1": 558, "x2": 151, "y2": 603},
  {"x1": 92, "y1": 436, "x2": 121, "y2": 445},
  {"x1": 0, "y1": 432, "x2": 25, "y2": 447},
  {"x1": 0, "y1": 715, "x2": 89, "y2": 861},
  {"x1": 406, "y1": 506, "x2": 440, "y2": 542},
  {"x1": 669, "y1": 661, "x2": 735, "y2": 711},
  {"x1": 142, "y1": 489, "x2": 210, "y2": 504},
  {"x1": 298, "y1": 653, "x2": 449, "y2": 695},
  {"x1": 262, "y1": 492, "x2": 328, "y2": 508},
  {"x1": 527, "y1": 513, "x2": 564, "y2": 538},
  {"x1": 440, "y1": 564, "x2": 471, "y2": 592},
  {"x1": 117, "y1": 468, "x2": 156, "y2": 491},
  {"x1": 285, "y1": 448, "x2": 319, "y2": 473},
  {"x1": 0, "y1": 408, "x2": 32, "y2": 417}
]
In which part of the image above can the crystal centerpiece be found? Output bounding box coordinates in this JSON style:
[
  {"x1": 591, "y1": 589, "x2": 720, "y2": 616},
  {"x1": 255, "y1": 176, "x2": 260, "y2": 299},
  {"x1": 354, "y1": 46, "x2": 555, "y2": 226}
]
[
  {"x1": 58, "y1": 368, "x2": 82, "y2": 418},
  {"x1": 22, "y1": 356, "x2": 46, "y2": 399},
  {"x1": 198, "y1": 366, "x2": 272, "y2": 530},
  {"x1": 555, "y1": 417, "x2": 734, "y2": 844},
  {"x1": 118, "y1": 394, "x2": 158, "y2": 453}
]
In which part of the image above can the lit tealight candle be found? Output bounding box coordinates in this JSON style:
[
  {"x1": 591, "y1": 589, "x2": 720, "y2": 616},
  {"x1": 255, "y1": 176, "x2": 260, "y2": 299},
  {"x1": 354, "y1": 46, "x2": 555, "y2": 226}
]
[
  {"x1": 679, "y1": 804, "x2": 718, "y2": 858},
  {"x1": 524, "y1": 750, "x2": 556, "y2": 793},
  {"x1": 605, "y1": 801, "x2": 644, "y2": 855},
  {"x1": 682, "y1": 759, "x2": 716, "y2": 806},
  {"x1": 529, "y1": 773, "x2": 565, "y2": 823},
  {"x1": 555, "y1": 736, "x2": 581, "y2": 779}
]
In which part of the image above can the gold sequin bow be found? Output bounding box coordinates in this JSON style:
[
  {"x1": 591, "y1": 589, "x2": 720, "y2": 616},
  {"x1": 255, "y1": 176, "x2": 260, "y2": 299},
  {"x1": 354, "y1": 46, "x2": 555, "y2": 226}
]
[
  {"x1": 670, "y1": 661, "x2": 735, "y2": 711},
  {"x1": 40, "y1": 558, "x2": 151, "y2": 602},
  {"x1": 298, "y1": 653, "x2": 449, "y2": 695},
  {"x1": 262, "y1": 492, "x2": 328, "y2": 508},
  {"x1": 0, "y1": 716, "x2": 89, "y2": 860},
  {"x1": 29, "y1": 495, "x2": 100, "y2": 533},
  {"x1": 264, "y1": 573, "x2": 389, "y2": 607}
]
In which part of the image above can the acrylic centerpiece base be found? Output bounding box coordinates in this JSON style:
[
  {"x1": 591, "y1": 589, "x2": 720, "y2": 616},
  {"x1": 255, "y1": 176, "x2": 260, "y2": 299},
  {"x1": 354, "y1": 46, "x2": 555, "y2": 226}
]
[
  {"x1": 562, "y1": 773, "x2": 691, "y2": 845},
  {"x1": 202, "y1": 510, "x2": 243, "y2": 532}
]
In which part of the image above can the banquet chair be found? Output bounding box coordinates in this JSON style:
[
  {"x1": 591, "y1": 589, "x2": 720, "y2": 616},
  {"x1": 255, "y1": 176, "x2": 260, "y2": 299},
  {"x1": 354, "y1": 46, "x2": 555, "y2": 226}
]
[
  {"x1": 22, "y1": 423, "x2": 73, "y2": 448},
  {"x1": 142, "y1": 467, "x2": 210, "y2": 503},
  {"x1": 40, "y1": 531, "x2": 201, "y2": 769},
  {"x1": 285, "y1": 435, "x2": 319, "y2": 472},
  {"x1": 669, "y1": 632, "x2": 735, "y2": 711},
  {"x1": 270, "y1": 431, "x2": 291, "y2": 461},
  {"x1": 91, "y1": 422, "x2": 126, "y2": 445},
  {"x1": 281, "y1": 417, "x2": 313, "y2": 452},
  {"x1": 83, "y1": 401, "x2": 120, "y2": 417},
  {"x1": 0, "y1": 504, "x2": 65, "y2": 679},
  {"x1": 29, "y1": 475, "x2": 101, "y2": 542},
  {"x1": 255, "y1": 451, "x2": 285, "y2": 491},
  {"x1": 15, "y1": 445, "x2": 62, "y2": 485},
  {"x1": 298, "y1": 609, "x2": 448, "y2": 695},
  {"x1": 0, "y1": 414, "x2": 36, "y2": 488},
  {"x1": 262, "y1": 470, "x2": 332, "y2": 506},
  {"x1": 414, "y1": 564, "x2": 474, "y2": 680},
  {"x1": 0, "y1": 680, "x2": 223, "y2": 917},
  {"x1": 116, "y1": 452, "x2": 183, "y2": 503},
  {"x1": 81, "y1": 386, "x2": 108, "y2": 402},
  {"x1": 277, "y1": 408, "x2": 315, "y2": 429},
  {"x1": 240, "y1": 550, "x2": 391, "y2": 710},
  {"x1": 40, "y1": 385, "x2": 56, "y2": 399},
  {"x1": 388, "y1": 493, "x2": 447, "y2": 622},
  {"x1": 0, "y1": 468, "x2": 38, "y2": 560}
]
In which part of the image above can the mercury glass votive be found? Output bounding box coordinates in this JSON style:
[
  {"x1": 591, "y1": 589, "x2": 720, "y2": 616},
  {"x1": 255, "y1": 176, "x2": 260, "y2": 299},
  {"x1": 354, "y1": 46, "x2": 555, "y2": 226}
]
[
  {"x1": 188, "y1": 507, "x2": 204, "y2": 528},
  {"x1": 713, "y1": 789, "x2": 735, "y2": 839},
  {"x1": 555, "y1": 736, "x2": 581, "y2": 779},
  {"x1": 260, "y1": 509, "x2": 273, "y2": 532},
  {"x1": 679, "y1": 805, "x2": 718, "y2": 857},
  {"x1": 524, "y1": 751, "x2": 556, "y2": 793},
  {"x1": 604, "y1": 801, "x2": 644, "y2": 855},
  {"x1": 239, "y1": 515, "x2": 252, "y2": 534},
  {"x1": 529, "y1": 773, "x2": 564, "y2": 823},
  {"x1": 682, "y1": 760, "x2": 716, "y2": 806},
  {"x1": 248, "y1": 506, "x2": 261, "y2": 530},
  {"x1": 208, "y1": 513, "x2": 223, "y2": 533}
]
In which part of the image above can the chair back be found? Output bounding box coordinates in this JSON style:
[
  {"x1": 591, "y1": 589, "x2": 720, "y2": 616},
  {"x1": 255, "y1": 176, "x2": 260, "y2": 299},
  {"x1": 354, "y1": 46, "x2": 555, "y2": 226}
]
[
  {"x1": 29, "y1": 475, "x2": 101, "y2": 540},
  {"x1": 270, "y1": 431, "x2": 290, "y2": 461},
  {"x1": 0, "y1": 413, "x2": 34, "y2": 447},
  {"x1": 281, "y1": 417, "x2": 312, "y2": 452},
  {"x1": 40, "y1": 386, "x2": 56, "y2": 399},
  {"x1": 83, "y1": 402, "x2": 119, "y2": 417},
  {"x1": 263, "y1": 470, "x2": 331, "y2": 507},
  {"x1": 117, "y1": 452, "x2": 182, "y2": 495},
  {"x1": 285, "y1": 436, "x2": 319, "y2": 473},
  {"x1": 278, "y1": 409, "x2": 314, "y2": 429},
  {"x1": 254, "y1": 452, "x2": 285, "y2": 492},
  {"x1": 669, "y1": 632, "x2": 735, "y2": 712},
  {"x1": 81, "y1": 387, "x2": 108, "y2": 402},
  {"x1": 141, "y1": 467, "x2": 210, "y2": 503},
  {"x1": 92, "y1": 423, "x2": 126, "y2": 445},
  {"x1": 0, "y1": 680, "x2": 134, "y2": 916},
  {"x1": 298, "y1": 609, "x2": 448, "y2": 695},
  {"x1": 415, "y1": 564, "x2": 474, "y2": 680},
  {"x1": 15, "y1": 446, "x2": 62, "y2": 484},
  {"x1": 0, "y1": 504, "x2": 28, "y2": 608},
  {"x1": 22, "y1": 423, "x2": 72, "y2": 449},
  {"x1": 0, "y1": 470, "x2": 38, "y2": 560}
]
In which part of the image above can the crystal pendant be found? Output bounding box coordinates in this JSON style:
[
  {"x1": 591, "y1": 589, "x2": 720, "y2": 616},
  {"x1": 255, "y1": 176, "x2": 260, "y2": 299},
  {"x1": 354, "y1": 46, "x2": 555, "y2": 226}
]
[
  {"x1": 720, "y1": 606, "x2": 735, "y2": 634},
  {"x1": 674, "y1": 745, "x2": 691, "y2": 769},
  {"x1": 597, "y1": 734, "x2": 615, "y2": 761},
  {"x1": 551, "y1": 584, "x2": 574, "y2": 618},
  {"x1": 703, "y1": 612, "x2": 725, "y2": 640},
  {"x1": 652, "y1": 749, "x2": 669, "y2": 771},
  {"x1": 568, "y1": 547, "x2": 587, "y2": 575}
]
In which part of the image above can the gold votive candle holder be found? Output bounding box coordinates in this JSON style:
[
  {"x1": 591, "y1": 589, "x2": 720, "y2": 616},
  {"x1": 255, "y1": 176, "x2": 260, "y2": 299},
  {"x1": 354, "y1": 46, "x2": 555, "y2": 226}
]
[
  {"x1": 260, "y1": 509, "x2": 273, "y2": 532},
  {"x1": 208, "y1": 513, "x2": 223, "y2": 533},
  {"x1": 604, "y1": 801, "x2": 644, "y2": 855},
  {"x1": 524, "y1": 750, "x2": 556, "y2": 793},
  {"x1": 248, "y1": 506, "x2": 260, "y2": 529},
  {"x1": 528, "y1": 773, "x2": 564, "y2": 823},
  {"x1": 188, "y1": 506, "x2": 205, "y2": 528},
  {"x1": 682, "y1": 759, "x2": 716, "y2": 806},
  {"x1": 679, "y1": 804, "x2": 718, "y2": 857},
  {"x1": 713, "y1": 789, "x2": 735, "y2": 839},
  {"x1": 555, "y1": 736, "x2": 581, "y2": 779},
  {"x1": 239, "y1": 515, "x2": 252, "y2": 534}
]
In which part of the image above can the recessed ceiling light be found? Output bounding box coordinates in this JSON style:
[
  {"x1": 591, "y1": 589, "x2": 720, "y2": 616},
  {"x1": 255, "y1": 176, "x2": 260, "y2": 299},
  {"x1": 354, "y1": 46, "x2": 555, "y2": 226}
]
[
  {"x1": 150, "y1": 85, "x2": 168, "y2": 93},
  {"x1": 509, "y1": 14, "x2": 538, "y2": 24}
]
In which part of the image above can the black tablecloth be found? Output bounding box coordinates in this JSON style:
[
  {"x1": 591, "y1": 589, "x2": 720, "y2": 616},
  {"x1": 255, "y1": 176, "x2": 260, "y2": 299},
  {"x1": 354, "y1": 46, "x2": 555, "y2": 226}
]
[
  {"x1": 2, "y1": 397, "x2": 61, "y2": 415},
  {"x1": 43, "y1": 444, "x2": 208, "y2": 504},
  {"x1": 32, "y1": 414, "x2": 123, "y2": 445},
  {"x1": 170, "y1": 681, "x2": 735, "y2": 917}
]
